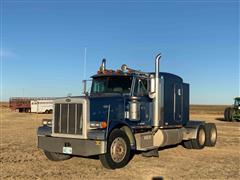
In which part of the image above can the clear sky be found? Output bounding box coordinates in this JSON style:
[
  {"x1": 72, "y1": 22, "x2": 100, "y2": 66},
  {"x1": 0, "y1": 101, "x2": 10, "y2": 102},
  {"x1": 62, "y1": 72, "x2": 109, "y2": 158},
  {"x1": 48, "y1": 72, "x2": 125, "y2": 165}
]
[{"x1": 1, "y1": 0, "x2": 239, "y2": 104}]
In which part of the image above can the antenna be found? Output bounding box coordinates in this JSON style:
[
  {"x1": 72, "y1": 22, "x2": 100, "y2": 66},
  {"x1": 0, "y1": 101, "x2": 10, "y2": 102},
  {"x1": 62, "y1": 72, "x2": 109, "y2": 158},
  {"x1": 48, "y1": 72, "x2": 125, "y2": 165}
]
[{"x1": 83, "y1": 47, "x2": 87, "y2": 79}]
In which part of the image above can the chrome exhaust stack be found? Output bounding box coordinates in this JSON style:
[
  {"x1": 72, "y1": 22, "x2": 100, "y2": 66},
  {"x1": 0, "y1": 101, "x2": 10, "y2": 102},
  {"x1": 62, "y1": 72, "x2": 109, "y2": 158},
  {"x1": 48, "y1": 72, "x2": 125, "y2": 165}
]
[{"x1": 152, "y1": 54, "x2": 162, "y2": 133}]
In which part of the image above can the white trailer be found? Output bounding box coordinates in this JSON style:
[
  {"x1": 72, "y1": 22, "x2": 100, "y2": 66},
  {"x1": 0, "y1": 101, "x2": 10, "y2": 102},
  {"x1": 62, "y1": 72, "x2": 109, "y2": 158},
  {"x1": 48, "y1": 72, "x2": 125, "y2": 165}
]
[{"x1": 31, "y1": 100, "x2": 53, "y2": 113}]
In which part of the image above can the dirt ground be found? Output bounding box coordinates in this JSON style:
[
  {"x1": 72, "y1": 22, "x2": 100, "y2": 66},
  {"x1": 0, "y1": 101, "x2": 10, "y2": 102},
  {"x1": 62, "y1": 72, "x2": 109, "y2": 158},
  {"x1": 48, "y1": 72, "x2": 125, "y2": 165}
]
[{"x1": 0, "y1": 104, "x2": 239, "y2": 180}]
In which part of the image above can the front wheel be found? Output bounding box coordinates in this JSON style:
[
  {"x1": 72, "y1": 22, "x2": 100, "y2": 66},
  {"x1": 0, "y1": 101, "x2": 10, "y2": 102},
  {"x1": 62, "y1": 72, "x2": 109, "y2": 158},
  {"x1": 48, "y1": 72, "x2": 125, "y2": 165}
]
[
  {"x1": 99, "y1": 129, "x2": 131, "y2": 169},
  {"x1": 44, "y1": 151, "x2": 71, "y2": 161}
]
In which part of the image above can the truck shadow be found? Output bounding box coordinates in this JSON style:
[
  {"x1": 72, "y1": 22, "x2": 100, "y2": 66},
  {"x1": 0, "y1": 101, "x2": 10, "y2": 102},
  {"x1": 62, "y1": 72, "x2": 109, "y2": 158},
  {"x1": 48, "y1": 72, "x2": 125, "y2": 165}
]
[
  {"x1": 134, "y1": 144, "x2": 179, "y2": 156},
  {"x1": 158, "y1": 144, "x2": 179, "y2": 151},
  {"x1": 215, "y1": 117, "x2": 226, "y2": 121},
  {"x1": 215, "y1": 117, "x2": 239, "y2": 122},
  {"x1": 73, "y1": 155, "x2": 99, "y2": 160},
  {"x1": 73, "y1": 144, "x2": 180, "y2": 162},
  {"x1": 152, "y1": 177, "x2": 164, "y2": 180}
]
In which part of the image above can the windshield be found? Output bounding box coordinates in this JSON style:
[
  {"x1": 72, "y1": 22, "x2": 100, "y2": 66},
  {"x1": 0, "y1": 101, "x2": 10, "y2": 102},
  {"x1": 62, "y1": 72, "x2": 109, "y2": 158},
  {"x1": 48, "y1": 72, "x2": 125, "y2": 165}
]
[
  {"x1": 234, "y1": 99, "x2": 240, "y2": 106},
  {"x1": 91, "y1": 76, "x2": 133, "y2": 94}
]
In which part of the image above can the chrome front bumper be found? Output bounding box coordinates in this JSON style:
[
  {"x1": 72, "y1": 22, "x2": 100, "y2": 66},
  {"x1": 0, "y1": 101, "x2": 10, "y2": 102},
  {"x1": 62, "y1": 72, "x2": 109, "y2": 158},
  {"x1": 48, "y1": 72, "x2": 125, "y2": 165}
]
[{"x1": 38, "y1": 135, "x2": 107, "y2": 157}]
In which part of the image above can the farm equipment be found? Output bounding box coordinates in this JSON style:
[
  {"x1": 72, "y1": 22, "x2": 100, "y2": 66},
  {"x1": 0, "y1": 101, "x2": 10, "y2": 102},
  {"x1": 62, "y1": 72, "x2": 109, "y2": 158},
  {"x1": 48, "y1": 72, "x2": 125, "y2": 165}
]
[
  {"x1": 37, "y1": 54, "x2": 217, "y2": 169},
  {"x1": 224, "y1": 97, "x2": 240, "y2": 121}
]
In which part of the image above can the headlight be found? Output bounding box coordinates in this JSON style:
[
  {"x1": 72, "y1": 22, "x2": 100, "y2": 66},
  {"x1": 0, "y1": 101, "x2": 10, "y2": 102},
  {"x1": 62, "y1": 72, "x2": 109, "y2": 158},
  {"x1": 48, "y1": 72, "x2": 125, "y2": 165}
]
[
  {"x1": 90, "y1": 121, "x2": 107, "y2": 129},
  {"x1": 42, "y1": 119, "x2": 52, "y2": 126},
  {"x1": 238, "y1": 106, "x2": 240, "y2": 110}
]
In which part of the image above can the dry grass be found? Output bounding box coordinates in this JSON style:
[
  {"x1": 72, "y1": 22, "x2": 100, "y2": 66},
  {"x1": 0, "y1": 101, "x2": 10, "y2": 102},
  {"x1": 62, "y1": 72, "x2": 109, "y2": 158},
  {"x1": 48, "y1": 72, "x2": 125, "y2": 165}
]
[
  {"x1": 1, "y1": 105, "x2": 239, "y2": 180},
  {"x1": 0, "y1": 102, "x2": 9, "y2": 108},
  {"x1": 190, "y1": 105, "x2": 229, "y2": 115}
]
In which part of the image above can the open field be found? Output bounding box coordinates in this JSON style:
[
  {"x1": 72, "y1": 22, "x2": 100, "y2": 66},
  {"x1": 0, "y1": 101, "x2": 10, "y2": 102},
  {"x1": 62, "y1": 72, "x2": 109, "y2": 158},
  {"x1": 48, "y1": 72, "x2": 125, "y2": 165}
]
[
  {"x1": 1, "y1": 104, "x2": 239, "y2": 180},
  {"x1": 190, "y1": 105, "x2": 229, "y2": 115}
]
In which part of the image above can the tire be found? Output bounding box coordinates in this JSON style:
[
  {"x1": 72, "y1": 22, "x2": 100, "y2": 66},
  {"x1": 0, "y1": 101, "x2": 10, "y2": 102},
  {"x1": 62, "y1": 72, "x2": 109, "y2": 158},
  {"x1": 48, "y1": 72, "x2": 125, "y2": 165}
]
[
  {"x1": 182, "y1": 140, "x2": 192, "y2": 149},
  {"x1": 99, "y1": 129, "x2": 131, "y2": 169},
  {"x1": 45, "y1": 110, "x2": 49, "y2": 114},
  {"x1": 224, "y1": 108, "x2": 229, "y2": 121},
  {"x1": 205, "y1": 123, "x2": 217, "y2": 147},
  {"x1": 228, "y1": 109, "x2": 234, "y2": 122},
  {"x1": 191, "y1": 125, "x2": 206, "y2": 149},
  {"x1": 224, "y1": 107, "x2": 233, "y2": 121},
  {"x1": 44, "y1": 151, "x2": 71, "y2": 161}
]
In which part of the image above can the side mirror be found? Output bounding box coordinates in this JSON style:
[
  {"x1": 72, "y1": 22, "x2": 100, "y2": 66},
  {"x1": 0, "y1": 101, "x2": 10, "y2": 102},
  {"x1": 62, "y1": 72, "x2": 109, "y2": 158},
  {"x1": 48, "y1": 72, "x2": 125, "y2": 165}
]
[
  {"x1": 82, "y1": 79, "x2": 92, "y2": 96},
  {"x1": 82, "y1": 80, "x2": 88, "y2": 95}
]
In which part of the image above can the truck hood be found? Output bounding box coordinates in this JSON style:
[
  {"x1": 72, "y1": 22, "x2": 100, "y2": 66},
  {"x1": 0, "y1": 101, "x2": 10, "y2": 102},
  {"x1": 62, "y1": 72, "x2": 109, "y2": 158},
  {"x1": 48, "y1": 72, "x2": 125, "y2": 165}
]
[{"x1": 88, "y1": 96, "x2": 125, "y2": 122}]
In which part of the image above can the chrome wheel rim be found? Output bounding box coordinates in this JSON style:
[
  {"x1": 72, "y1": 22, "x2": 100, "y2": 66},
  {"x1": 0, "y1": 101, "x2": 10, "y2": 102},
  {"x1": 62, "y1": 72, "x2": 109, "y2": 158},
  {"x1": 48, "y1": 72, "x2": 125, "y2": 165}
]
[
  {"x1": 110, "y1": 137, "x2": 127, "y2": 163},
  {"x1": 199, "y1": 128, "x2": 206, "y2": 146}
]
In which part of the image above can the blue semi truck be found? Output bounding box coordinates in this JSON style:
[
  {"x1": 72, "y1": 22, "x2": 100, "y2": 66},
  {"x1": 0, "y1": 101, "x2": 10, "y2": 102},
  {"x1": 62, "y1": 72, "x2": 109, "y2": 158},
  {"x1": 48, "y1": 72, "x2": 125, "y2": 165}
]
[{"x1": 37, "y1": 54, "x2": 217, "y2": 169}]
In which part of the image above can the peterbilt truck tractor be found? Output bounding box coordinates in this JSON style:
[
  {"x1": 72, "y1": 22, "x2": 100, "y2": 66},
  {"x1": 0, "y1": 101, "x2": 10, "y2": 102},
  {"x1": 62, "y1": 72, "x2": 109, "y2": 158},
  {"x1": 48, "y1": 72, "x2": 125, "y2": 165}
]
[{"x1": 37, "y1": 54, "x2": 217, "y2": 169}]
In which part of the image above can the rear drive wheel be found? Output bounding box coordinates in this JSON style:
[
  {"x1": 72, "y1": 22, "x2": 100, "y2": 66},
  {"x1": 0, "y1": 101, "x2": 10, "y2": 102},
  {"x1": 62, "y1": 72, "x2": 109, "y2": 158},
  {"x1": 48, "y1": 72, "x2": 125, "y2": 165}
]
[
  {"x1": 99, "y1": 129, "x2": 131, "y2": 169},
  {"x1": 224, "y1": 108, "x2": 229, "y2": 121},
  {"x1": 224, "y1": 107, "x2": 233, "y2": 121},
  {"x1": 205, "y1": 123, "x2": 217, "y2": 147},
  {"x1": 191, "y1": 125, "x2": 206, "y2": 149},
  {"x1": 44, "y1": 151, "x2": 71, "y2": 161},
  {"x1": 228, "y1": 109, "x2": 234, "y2": 122}
]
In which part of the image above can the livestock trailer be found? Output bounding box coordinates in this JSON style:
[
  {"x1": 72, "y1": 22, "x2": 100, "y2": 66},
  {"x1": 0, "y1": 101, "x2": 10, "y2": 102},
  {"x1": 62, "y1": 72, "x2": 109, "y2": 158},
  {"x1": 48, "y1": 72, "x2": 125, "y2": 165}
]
[{"x1": 31, "y1": 100, "x2": 54, "y2": 113}]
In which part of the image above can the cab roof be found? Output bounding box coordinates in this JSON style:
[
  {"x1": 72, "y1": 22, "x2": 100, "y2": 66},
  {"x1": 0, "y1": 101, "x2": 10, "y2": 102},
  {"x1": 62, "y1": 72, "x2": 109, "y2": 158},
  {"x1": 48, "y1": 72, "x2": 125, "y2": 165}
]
[
  {"x1": 91, "y1": 73, "x2": 135, "y2": 78},
  {"x1": 91, "y1": 72, "x2": 183, "y2": 82}
]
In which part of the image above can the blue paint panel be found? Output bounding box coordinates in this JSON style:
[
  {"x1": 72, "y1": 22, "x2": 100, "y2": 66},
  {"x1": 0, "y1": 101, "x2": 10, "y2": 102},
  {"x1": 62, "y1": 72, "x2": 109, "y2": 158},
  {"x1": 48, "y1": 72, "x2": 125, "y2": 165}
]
[
  {"x1": 124, "y1": 96, "x2": 152, "y2": 127},
  {"x1": 157, "y1": 72, "x2": 189, "y2": 126},
  {"x1": 89, "y1": 96, "x2": 124, "y2": 122},
  {"x1": 182, "y1": 83, "x2": 189, "y2": 126}
]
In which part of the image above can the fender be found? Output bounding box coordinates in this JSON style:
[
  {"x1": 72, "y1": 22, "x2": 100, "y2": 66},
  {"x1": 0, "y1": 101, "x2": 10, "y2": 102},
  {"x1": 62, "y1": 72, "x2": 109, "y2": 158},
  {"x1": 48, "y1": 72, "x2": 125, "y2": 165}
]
[
  {"x1": 183, "y1": 121, "x2": 206, "y2": 140},
  {"x1": 107, "y1": 120, "x2": 136, "y2": 149}
]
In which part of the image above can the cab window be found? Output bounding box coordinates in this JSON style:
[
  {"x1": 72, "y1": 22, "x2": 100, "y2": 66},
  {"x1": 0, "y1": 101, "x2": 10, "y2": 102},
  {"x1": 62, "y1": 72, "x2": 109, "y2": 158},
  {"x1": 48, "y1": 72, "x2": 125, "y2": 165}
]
[
  {"x1": 91, "y1": 76, "x2": 133, "y2": 94},
  {"x1": 234, "y1": 99, "x2": 240, "y2": 106},
  {"x1": 134, "y1": 78, "x2": 148, "y2": 96}
]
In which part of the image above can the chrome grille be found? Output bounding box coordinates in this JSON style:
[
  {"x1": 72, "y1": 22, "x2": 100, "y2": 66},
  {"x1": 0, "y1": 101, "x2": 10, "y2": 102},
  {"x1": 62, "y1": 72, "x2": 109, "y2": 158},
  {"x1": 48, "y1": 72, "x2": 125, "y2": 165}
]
[{"x1": 54, "y1": 103, "x2": 83, "y2": 135}]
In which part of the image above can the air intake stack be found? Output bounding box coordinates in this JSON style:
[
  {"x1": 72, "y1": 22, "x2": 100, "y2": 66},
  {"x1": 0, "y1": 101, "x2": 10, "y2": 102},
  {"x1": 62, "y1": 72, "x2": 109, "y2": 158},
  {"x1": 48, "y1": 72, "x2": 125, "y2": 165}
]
[{"x1": 100, "y1": 59, "x2": 106, "y2": 72}]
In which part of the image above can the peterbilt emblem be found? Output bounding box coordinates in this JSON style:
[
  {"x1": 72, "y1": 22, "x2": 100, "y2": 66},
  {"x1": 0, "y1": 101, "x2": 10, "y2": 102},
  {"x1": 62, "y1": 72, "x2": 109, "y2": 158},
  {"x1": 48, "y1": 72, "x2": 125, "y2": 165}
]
[{"x1": 66, "y1": 98, "x2": 71, "y2": 102}]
